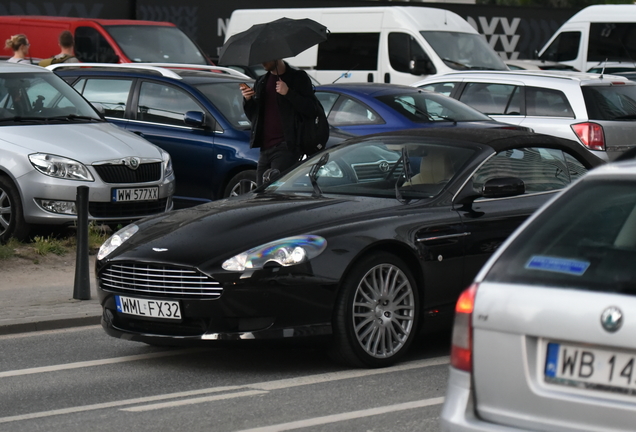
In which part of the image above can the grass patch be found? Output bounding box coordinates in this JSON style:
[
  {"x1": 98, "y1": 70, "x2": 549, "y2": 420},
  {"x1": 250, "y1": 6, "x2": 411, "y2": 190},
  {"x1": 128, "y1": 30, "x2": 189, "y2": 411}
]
[
  {"x1": 0, "y1": 237, "x2": 21, "y2": 259},
  {"x1": 32, "y1": 235, "x2": 68, "y2": 256}
]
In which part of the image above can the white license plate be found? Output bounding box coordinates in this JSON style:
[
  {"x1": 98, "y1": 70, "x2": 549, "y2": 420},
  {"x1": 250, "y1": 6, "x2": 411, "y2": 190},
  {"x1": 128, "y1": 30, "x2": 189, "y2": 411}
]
[
  {"x1": 545, "y1": 341, "x2": 636, "y2": 395},
  {"x1": 112, "y1": 187, "x2": 158, "y2": 202},
  {"x1": 115, "y1": 295, "x2": 181, "y2": 320}
]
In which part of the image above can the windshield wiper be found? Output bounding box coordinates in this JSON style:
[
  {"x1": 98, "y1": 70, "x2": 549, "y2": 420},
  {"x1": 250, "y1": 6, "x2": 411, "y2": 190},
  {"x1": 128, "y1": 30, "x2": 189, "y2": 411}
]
[
  {"x1": 395, "y1": 147, "x2": 412, "y2": 204},
  {"x1": 308, "y1": 153, "x2": 329, "y2": 197},
  {"x1": 442, "y1": 58, "x2": 470, "y2": 69},
  {"x1": 46, "y1": 114, "x2": 103, "y2": 122},
  {"x1": 0, "y1": 116, "x2": 49, "y2": 124}
]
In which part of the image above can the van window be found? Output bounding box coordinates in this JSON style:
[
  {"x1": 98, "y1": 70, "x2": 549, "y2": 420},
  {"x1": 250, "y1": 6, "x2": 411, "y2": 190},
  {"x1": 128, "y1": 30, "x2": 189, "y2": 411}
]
[
  {"x1": 75, "y1": 78, "x2": 133, "y2": 119},
  {"x1": 75, "y1": 27, "x2": 119, "y2": 63},
  {"x1": 317, "y1": 33, "x2": 379, "y2": 71},
  {"x1": 526, "y1": 87, "x2": 574, "y2": 117},
  {"x1": 421, "y1": 32, "x2": 507, "y2": 71},
  {"x1": 388, "y1": 33, "x2": 434, "y2": 75},
  {"x1": 539, "y1": 31, "x2": 581, "y2": 62},
  {"x1": 588, "y1": 23, "x2": 636, "y2": 64},
  {"x1": 137, "y1": 82, "x2": 201, "y2": 126},
  {"x1": 105, "y1": 25, "x2": 207, "y2": 65}
]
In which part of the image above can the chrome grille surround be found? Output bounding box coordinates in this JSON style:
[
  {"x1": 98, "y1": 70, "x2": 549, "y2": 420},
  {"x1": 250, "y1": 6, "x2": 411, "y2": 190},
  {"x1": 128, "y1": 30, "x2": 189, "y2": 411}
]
[
  {"x1": 100, "y1": 262, "x2": 222, "y2": 299},
  {"x1": 94, "y1": 162, "x2": 161, "y2": 183}
]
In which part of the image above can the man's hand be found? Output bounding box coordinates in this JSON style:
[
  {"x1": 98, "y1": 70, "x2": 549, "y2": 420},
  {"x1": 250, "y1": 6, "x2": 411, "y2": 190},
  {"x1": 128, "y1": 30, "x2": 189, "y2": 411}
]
[
  {"x1": 276, "y1": 79, "x2": 289, "y2": 96},
  {"x1": 240, "y1": 83, "x2": 255, "y2": 100}
]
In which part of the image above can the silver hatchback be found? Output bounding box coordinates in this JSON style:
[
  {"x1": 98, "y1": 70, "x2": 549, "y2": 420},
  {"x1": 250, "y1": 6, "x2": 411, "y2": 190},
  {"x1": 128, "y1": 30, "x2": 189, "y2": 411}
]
[
  {"x1": 443, "y1": 160, "x2": 636, "y2": 431},
  {"x1": 0, "y1": 63, "x2": 175, "y2": 242},
  {"x1": 413, "y1": 70, "x2": 636, "y2": 161}
]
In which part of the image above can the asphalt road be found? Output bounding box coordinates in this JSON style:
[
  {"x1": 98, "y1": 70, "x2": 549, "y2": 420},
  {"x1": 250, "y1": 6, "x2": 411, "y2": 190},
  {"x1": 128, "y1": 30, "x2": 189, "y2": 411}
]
[{"x1": 0, "y1": 326, "x2": 451, "y2": 432}]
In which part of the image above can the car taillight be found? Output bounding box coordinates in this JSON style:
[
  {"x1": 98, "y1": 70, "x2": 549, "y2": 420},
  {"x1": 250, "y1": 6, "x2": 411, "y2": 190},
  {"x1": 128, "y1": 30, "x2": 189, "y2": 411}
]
[
  {"x1": 571, "y1": 122, "x2": 605, "y2": 151},
  {"x1": 450, "y1": 283, "x2": 478, "y2": 372}
]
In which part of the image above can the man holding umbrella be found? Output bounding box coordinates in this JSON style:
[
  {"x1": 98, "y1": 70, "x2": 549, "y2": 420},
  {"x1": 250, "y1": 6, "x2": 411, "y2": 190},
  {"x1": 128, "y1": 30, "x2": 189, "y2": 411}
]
[
  {"x1": 218, "y1": 17, "x2": 329, "y2": 185},
  {"x1": 241, "y1": 59, "x2": 315, "y2": 185}
]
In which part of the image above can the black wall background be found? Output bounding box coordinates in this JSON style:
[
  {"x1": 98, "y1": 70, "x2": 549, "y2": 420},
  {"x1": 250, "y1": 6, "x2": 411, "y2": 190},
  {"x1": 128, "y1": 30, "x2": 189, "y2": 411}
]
[{"x1": 0, "y1": 0, "x2": 578, "y2": 61}]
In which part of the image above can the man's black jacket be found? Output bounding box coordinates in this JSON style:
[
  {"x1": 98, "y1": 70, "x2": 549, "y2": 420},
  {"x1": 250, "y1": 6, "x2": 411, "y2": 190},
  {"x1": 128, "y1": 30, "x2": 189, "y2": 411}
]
[{"x1": 243, "y1": 62, "x2": 315, "y2": 152}]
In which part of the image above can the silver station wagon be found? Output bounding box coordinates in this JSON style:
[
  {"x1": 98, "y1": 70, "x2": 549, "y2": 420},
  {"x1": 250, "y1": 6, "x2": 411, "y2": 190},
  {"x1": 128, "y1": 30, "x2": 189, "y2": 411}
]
[
  {"x1": 443, "y1": 159, "x2": 636, "y2": 431},
  {"x1": 0, "y1": 63, "x2": 175, "y2": 242},
  {"x1": 414, "y1": 70, "x2": 636, "y2": 161}
]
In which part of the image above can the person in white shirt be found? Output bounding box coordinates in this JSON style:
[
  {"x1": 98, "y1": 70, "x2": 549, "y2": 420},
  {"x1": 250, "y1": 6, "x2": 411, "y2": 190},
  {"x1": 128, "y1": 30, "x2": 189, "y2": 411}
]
[{"x1": 5, "y1": 34, "x2": 31, "y2": 64}]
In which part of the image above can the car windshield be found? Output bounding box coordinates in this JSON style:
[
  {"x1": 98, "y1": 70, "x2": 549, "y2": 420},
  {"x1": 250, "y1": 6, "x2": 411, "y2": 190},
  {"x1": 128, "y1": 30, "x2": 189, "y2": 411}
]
[
  {"x1": 485, "y1": 179, "x2": 636, "y2": 294},
  {"x1": 421, "y1": 31, "x2": 508, "y2": 71},
  {"x1": 105, "y1": 25, "x2": 207, "y2": 64},
  {"x1": 0, "y1": 72, "x2": 102, "y2": 122},
  {"x1": 582, "y1": 85, "x2": 636, "y2": 120},
  {"x1": 194, "y1": 82, "x2": 251, "y2": 129},
  {"x1": 375, "y1": 91, "x2": 493, "y2": 123},
  {"x1": 264, "y1": 138, "x2": 476, "y2": 199}
]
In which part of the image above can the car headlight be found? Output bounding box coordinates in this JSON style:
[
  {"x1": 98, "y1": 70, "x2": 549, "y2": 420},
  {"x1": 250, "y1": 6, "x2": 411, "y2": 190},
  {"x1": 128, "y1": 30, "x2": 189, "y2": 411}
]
[
  {"x1": 222, "y1": 235, "x2": 327, "y2": 272},
  {"x1": 161, "y1": 150, "x2": 173, "y2": 177},
  {"x1": 97, "y1": 224, "x2": 139, "y2": 261},
  {"x1": 29, "y1": 153, "x2": 94, "y2": 181},
  {"x1": 318, "y1": 161, "x2": 343, "y2": 178}
]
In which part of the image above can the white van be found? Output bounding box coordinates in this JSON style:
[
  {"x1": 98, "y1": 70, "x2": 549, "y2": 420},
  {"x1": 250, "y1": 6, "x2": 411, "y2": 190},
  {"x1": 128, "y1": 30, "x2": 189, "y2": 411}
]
[
  {"x1": 224, "y1": 6, "x2": 508, "y2": 85},
  {"x1": 538, "y1": 5, "x2": 636, "y2": 73}
]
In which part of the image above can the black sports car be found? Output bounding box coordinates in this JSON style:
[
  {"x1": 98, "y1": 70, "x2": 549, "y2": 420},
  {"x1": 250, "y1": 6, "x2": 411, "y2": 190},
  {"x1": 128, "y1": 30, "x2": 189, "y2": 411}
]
[{"x1": 96, "y1": 128, "x2": 603, "y2": 367}]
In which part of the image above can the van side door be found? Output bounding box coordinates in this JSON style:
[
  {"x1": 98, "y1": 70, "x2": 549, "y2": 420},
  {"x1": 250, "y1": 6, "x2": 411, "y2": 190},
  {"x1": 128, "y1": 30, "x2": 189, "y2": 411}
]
[{"x1": 315, "y1": 32, "x2": 380, "y2": 84}]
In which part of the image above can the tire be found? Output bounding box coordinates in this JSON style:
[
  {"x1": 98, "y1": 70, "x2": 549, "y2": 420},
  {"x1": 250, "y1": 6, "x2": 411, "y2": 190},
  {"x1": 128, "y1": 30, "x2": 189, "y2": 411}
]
[
  {"x1": 330, "y1": 252, "x2": 419, "y2": 368},
  {"x1": 224, "y1": 170, "x2": 258, "y2": 198},
  {"x1": 0, "y1": 176, "x2": 29, "y2": 244}
]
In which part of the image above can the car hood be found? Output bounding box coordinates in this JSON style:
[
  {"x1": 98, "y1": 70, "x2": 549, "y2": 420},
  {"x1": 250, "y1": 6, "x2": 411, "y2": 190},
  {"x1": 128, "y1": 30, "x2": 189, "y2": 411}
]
[
  {"x1": 0, "y1": 123, "x2": 162, "y2": 162},
  {"x1": 109, "y1": 192, "x2": 411, "y2": 267}
]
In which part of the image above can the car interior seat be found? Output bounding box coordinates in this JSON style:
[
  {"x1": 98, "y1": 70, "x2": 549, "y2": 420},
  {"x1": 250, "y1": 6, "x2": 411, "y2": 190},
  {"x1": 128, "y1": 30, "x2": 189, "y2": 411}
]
[{"x1": 404, "y1": 148, "x2": 453, "y2": 186}]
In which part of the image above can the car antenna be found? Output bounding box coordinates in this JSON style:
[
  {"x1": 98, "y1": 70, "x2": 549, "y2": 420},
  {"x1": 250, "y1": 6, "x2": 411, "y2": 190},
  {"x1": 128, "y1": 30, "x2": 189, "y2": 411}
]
[
  {"x1": 332, "y1": 64, "x2": 359, "y2": 84},
  {"x1": 600, "y1": 58, "x2": 608, "y2": 79}
]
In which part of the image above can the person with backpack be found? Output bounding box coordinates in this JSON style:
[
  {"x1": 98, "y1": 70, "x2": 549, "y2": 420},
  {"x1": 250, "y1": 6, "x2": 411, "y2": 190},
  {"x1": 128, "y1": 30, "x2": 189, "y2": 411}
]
[
  {"x1": 241, "y1": 58, "x2": 317, "y2": 185},
  {"x1": 38, "y1": 30, "x2": 79, "y2": 66}
]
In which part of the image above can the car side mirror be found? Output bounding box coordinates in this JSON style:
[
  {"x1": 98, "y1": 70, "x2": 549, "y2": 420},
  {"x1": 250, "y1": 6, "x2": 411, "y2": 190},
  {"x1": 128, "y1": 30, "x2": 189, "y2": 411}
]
[
  {"x1": 483, "y1": 177, "x2": 525, "y2": 198},
  {"x1": 184, "y1": 111, "x2": 205, "y2": 128},
  {"x1": 410, "y1": 59, "x2": 436, "y2": 76}
]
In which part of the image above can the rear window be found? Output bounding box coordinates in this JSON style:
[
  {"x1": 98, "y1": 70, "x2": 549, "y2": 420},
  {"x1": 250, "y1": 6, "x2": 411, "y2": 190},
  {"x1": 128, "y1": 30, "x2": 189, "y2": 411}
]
[
  {"x1": 582, "y1": 85, "x2": 636, "y2": 120},
  {"x1": 485, "y1": 179, "x2": 636, "y2": 294}
]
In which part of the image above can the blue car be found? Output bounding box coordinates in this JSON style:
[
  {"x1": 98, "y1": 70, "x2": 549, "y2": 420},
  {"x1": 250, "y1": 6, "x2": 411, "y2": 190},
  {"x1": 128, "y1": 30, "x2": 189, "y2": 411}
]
[
  {"x1": 51, "y1": 64, "x2": 259, "y2": 208},
  {"x1": 315, "y1": 83, "x2": 516, "y2": 137}
]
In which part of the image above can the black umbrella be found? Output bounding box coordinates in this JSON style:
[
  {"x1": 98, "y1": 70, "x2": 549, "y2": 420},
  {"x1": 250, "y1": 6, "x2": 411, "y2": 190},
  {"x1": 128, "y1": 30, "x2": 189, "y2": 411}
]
[{"x1": 218, "y1": 17, "x2": 328, "y2": 66}]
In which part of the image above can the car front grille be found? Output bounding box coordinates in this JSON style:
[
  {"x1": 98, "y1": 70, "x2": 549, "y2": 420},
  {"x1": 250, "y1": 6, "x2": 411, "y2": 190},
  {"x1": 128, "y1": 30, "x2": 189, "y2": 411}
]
[
  {"x1": 100, "y1": 262, "x2": 223, "y2": 299},
  {"x1": 352, "y1": 160, "x2": 402, "y2": 181},
  {"x1": 94, "y1": 163, "x2": 161, "y2": 184},
  {"x1": 89, "y1": 198, "x2": 168, "y2": 219}
]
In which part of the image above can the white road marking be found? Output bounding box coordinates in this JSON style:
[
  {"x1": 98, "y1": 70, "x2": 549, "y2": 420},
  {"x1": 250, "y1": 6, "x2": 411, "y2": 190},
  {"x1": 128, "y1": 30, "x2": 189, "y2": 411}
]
[
  {"x1": 0, "y1": 348, "x2": 207, "y2": 378},
  {"x1": 121, "y1": 390, "x2": 269, "y2": 412},
  {"x1": 0, "y1": 357, "x2": 449, "y2": 424},
  {"x1": 234, "y1": 397, "x2": 446, "y2": 432}
]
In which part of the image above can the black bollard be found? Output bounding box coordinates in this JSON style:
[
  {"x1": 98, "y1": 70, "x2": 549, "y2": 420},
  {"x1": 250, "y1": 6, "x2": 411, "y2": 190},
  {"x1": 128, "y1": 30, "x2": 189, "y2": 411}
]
[{"x1": 73, "y1": 185, "x2": 91, "y2": 300}]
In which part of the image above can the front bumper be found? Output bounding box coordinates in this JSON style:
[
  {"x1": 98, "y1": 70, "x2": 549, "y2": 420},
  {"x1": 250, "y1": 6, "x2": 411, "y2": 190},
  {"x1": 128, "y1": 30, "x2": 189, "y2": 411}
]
[
  {"x1": 18, "y1": 169, "x2": 175, "y2": 225},
  {"x1": 96, "y1": 265, "x2": 337, "y2": 344}
]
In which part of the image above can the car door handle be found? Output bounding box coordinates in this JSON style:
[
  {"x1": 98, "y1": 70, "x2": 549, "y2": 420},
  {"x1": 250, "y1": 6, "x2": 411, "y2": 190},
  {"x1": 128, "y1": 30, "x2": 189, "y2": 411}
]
[{"x1": 416, "y1": 232, "x2": 471, "y2": 242}]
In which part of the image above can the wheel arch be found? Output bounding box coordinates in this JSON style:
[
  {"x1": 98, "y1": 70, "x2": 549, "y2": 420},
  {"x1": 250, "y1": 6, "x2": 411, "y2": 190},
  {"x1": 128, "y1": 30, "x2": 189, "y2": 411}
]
[{"x1": 336, "y1": 240, "x2": 425, "y2": 301}]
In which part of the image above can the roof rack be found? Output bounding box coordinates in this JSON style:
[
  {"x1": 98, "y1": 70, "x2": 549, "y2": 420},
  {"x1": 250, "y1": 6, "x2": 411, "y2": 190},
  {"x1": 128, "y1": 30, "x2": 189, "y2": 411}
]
[
  {"x1": 46, "y1": 63, "x2": 183, "y2": 79},
  {"x1": 46, "y1": 63, "x2": 251, "y2": 80},
  {"x1": 140, "y1": 63, "x2": 251, "y2": 79}
]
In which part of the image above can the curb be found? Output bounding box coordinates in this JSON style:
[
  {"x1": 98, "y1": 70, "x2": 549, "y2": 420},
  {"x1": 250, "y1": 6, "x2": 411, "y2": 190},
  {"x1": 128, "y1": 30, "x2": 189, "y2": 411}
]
[{"x1": 0, "y1": 315, "x2": 101, "y2": 336}]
